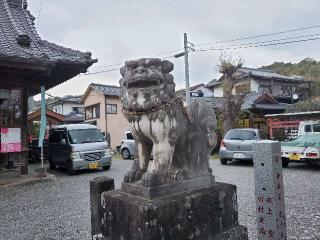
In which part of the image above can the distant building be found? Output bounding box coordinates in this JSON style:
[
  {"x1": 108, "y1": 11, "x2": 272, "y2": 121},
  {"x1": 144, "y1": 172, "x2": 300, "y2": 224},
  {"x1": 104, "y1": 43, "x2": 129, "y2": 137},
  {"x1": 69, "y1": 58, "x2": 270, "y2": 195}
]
[
  {"x1": 82, "y1": 83, "x2": 130, "y2": 149},
  {"x1": 49, "y1": 95, "x2": 84, "y2": 115},
  {"x1": 207, "y1": 67, "x2": 311, "y2": 102},
  {"x1": 176, "y1": 84, "x2": 214, "y2": 98}
]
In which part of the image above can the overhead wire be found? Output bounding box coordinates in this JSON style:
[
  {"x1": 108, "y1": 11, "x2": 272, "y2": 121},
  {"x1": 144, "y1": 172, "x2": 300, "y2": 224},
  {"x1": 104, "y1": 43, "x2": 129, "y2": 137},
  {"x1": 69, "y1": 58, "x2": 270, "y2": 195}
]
[
  {"x1": 195, "y1": 36, "x2": 320, "y2": 52},
  {"x1": 196, "y1": 33, "x2": 320, "y2": 51},
  {"x1": 196, "y1": 24, "x2": 320, "y2": 47},
  {"x1": 36, "y1": 0, "x2": 45, "y2": 26},
  {"x1": 78, "y1": 26, "x2": 320, "y2": 76}
]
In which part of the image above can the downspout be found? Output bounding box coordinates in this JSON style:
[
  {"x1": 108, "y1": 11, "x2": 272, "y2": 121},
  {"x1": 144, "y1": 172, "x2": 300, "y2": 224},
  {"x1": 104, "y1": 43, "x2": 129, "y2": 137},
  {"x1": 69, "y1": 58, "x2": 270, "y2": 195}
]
[{"x1": 105, "y1": 96, "x2": 110, "y2": 147}]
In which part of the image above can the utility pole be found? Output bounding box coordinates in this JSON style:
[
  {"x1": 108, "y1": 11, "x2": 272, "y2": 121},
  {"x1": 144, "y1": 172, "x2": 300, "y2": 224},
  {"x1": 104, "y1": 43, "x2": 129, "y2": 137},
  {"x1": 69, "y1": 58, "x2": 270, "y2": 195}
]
[
  {"x1": 175, "y1": 33, "x2": 194, "y2": 106},
  {"x1": 184, "y1": 33, "x2": 190, "y2": 106}
]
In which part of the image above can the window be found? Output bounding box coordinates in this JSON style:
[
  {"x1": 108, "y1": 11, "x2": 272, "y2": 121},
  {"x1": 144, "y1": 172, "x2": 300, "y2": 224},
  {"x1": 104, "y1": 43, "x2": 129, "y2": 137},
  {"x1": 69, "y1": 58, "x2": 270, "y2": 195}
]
[
  {"x1": 72, "y1": 107, "x2": 79, "y2": 112},
  {"x1": 126, "y1": 132, "x2": 134, "y2": 140},
  {"x1": 225, "y1": 129, "x2": 257, "y2": 140},
  {"x1": 68, "y1": 129, "x2": 104, "y2": 144},
  {"x1": 258, "y1": 85, "x2": 272, "y2": 94},
  {"x1": 49, "y1": 130, "x2": 66, "y2": 144},
  {"x1": 54, "y1": 107, "x2": 61, "y2": 114},
  {"x1": 304, "y1": 125, "x2": 312, "y2": 133},
  {"x1": 85, "y1": 104, "x2": 100, "y2": 119},
  {"x1": 106, "y1": 104, "x2": 117, "y2": 114},
  {"x1": 312, "y1": 124, "x2": 320, "y2": 133}
]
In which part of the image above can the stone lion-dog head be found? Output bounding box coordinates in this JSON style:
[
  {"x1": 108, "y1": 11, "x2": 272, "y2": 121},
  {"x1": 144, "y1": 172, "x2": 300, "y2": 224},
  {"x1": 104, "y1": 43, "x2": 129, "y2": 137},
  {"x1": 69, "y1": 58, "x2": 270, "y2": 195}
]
[{"x1": 119, "y1": 58, "x2": 175, "y2": 112}]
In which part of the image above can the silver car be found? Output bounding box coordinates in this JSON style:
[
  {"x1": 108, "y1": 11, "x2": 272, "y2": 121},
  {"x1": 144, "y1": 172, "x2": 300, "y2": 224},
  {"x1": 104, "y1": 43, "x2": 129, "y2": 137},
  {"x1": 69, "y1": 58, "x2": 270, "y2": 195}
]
[
  {"x1": 219, "y1": 128, "x2": 266, "y2": 165},
  {"x1": 48, "y1": 124, "x2": 112, "y2": 175},
  {"x1": 120, "y1": 131, "x2": 135, "y2": 159}
]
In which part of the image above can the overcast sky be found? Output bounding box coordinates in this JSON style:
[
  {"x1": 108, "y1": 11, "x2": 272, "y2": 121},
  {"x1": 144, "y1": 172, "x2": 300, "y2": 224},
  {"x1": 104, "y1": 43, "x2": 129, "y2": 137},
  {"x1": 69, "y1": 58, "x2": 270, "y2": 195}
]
[{"x1": 28, "y1": 0, "x2": 320, "y2": 99}]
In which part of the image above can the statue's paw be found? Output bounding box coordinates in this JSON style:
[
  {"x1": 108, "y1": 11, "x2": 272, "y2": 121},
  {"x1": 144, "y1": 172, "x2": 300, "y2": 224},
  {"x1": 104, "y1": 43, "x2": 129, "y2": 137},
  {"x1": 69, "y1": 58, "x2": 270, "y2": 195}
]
[
  {"x1": 124, "y1": 170, "x2": 137, "y2": 183},
  {"x1": 124, "y1": 169, "x2": 144, "y2": 183},
  {"x1": 134, "y1": 169, "x2": 143, "y2": 181},
  {"x1": 141, "y1": 172, "x2": 159, "y2": 187},
  {"x1": 170, "y1": 169, "x2": 185, "y2": 181}
]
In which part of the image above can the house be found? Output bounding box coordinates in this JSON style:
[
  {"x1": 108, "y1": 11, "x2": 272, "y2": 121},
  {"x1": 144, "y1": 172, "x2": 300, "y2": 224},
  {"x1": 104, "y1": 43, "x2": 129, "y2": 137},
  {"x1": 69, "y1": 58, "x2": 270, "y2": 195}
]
[
  {"x1": 49, "y1": 95, "x2": 84, "y2": 115},
  {"x1": 207, "y1": 67, "x2": 311, "y2": 102},
  {"x1": 0, "y1": 0, "x2": 96, "y2": 175},
  {"x1": 82, "y1": 83, "x2": 130, "y2": 149},
  {"x1": 176, "y1": 84, "x2": 214, "y2": 98},
  {"x1": 189, "y1": 84, "x2": 214, "y2": 97}
]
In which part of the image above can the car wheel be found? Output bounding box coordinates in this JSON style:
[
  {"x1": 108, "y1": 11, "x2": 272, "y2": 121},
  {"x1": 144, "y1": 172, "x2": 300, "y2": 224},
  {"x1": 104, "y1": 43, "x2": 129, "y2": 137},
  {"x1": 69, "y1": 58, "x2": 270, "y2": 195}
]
[
  {"x1": 220, "y1": 158, "x2": 228, "y2": 165},
  {"x1": 67, "y1": 160, "x2": 76, "y2": 175},
  {"x1": 48, "y1": 157, "x2": 56, "y2": 170},
  {"x1": 102, "y1": 165, "x2": 111, "y2": 171},
  {"x1": 282, "y1": 158, "x2": 289, "y2": 168},
  {"x1": 121, "y1": 148, "x2": 131, "y2": 159}
]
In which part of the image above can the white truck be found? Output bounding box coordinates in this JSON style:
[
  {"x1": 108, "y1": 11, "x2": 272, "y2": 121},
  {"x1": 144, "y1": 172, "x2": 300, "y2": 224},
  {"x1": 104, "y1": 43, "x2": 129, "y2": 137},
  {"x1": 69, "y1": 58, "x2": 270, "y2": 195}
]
[
  {"x1": 281, "y1": 134, "x2": 320, "y2": 167},
  {"x1": 298, "y1": 120, "x2": 320, "y2": 137}
]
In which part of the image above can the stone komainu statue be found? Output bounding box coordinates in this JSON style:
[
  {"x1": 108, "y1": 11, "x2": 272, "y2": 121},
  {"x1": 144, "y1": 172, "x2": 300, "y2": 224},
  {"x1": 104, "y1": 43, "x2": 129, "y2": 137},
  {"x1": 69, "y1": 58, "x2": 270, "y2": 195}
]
[{"x1": 120, "y1": 58, "x2": 217, "y2": 187}]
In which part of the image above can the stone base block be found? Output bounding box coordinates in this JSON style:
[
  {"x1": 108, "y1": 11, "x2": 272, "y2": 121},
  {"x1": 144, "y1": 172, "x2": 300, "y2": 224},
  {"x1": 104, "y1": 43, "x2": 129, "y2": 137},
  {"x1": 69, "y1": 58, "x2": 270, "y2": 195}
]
[
  {"x1": 122, "y1": 175, "x2": 215, "y2": 199},
  {"x1": 97, "y1": 182, "x2": 248, "y2": 240}
]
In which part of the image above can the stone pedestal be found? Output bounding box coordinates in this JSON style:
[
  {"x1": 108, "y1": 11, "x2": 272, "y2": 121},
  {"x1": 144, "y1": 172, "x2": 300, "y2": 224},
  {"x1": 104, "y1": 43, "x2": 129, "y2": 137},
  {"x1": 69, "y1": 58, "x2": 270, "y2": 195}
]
[{"x1": 94, "y1": 182, "x2": 248, "y2": 240}]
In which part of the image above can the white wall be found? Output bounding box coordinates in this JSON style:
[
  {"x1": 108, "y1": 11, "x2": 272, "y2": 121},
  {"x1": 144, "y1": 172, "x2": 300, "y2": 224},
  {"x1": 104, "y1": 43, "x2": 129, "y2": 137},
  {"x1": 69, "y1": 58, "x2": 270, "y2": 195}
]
[
  {"x1": 213, "y1": 85, "x2": 224, "y2": 97},
  {"x1": 250, "y1": 78, "x2": 260, "y2": 93},
  {"x1": 52, "y1": 103, "x2": 84, "y2": 115},
  {"x1": 191, "y1": 85, "x2": 214, "y2": 97}
]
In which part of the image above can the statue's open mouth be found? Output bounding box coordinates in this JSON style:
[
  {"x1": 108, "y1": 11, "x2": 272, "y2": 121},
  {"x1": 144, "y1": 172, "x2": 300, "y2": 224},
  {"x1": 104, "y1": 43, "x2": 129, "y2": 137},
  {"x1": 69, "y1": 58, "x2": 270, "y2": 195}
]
[{"x1": 126, "y1": 77, "x2": 161, "y2": 89}]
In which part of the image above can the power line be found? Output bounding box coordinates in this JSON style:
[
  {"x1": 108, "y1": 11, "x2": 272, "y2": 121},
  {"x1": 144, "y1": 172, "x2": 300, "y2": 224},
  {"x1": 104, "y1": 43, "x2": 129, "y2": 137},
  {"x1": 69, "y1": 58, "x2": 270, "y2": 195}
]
[
  {"x1": 195, "y1": 36, "x2": 320, "y2": 52},
  {"x1": 90, "y1": 62, "x2": 122, "y2": 70},
  {"x1": 36, "y1": 0, "x2": 45, "y2": 26},
  {"x1": 79, "y1": 67, "x2": 120, "y2": 76},
  {"x1": 197, "y1": 24, "x2": 320, "y2": 47},
  {"x1": 197, "y1": 33, "x2": 320, "y2": 51},
  {"x1": 78, "y1": 37, "x2": 320, "y2": 76}
]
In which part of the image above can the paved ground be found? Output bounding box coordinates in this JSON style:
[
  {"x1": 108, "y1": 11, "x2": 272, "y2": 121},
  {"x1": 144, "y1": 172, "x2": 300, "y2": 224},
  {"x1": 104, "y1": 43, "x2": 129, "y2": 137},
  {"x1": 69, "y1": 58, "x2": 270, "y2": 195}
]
[{"x1": 0, "y1": 159, "x2": 319, "y2": 240}]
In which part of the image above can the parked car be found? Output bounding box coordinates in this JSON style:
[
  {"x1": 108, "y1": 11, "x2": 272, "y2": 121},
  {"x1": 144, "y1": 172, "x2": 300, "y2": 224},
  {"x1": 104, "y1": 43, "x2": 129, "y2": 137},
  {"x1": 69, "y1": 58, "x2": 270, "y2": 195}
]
[
  {"x1": 219, "y1": 128, "x2": 267, "y2": 165},
  {"x1": 120, "y1": 131, "x2": 135, "y2": 159},
  {"x1": 281, "y1": 135, "x2": 320, "y2": 167},
  {"x1": 47, "y1": 124, "x2": 112, "y2": 175}
]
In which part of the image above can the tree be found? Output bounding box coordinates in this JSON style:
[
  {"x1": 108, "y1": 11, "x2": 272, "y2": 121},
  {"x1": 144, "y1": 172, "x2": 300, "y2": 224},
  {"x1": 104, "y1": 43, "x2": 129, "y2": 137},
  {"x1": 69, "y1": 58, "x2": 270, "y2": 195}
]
[
  {"x1": 286, "y1": 99, "x2": 320, "y2": 113},
  {"x1": 218, "y1": 56, "x2": 244, "y2": 135}
]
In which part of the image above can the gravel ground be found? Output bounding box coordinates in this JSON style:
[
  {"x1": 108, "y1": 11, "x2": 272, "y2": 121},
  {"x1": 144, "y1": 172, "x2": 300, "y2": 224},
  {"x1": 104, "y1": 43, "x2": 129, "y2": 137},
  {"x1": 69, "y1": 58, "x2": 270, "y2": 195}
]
[{"x1": 0, "y1": 159, "x2": 319, "y2": 240}]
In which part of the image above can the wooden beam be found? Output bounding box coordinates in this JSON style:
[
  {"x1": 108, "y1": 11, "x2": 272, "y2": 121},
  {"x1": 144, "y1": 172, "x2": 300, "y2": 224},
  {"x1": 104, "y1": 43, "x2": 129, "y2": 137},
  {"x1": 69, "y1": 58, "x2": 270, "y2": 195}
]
[{"x1": 0, "y1": 59, "x2": 51, "y2": 72}]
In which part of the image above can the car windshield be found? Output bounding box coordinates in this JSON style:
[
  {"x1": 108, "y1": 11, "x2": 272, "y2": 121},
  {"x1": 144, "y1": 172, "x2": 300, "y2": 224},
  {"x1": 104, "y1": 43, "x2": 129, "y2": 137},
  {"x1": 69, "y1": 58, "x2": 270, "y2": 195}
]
[
  {"x1": 68, "y1": 129, "x2": 104, "y2": 144},
  {"x1": 225, "y1": 129, "x2": 257, "y2": 140}
]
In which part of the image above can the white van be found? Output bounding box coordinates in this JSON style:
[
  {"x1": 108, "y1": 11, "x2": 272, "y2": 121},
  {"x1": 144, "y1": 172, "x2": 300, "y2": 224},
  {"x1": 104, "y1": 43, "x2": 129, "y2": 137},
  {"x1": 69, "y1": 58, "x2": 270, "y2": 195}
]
[
  {"x1": 298, "y1": 121, "x2": 320, "y2": 137},
  {"x1": 48, "y1": 124, "x2": 111, "y2": 175}
]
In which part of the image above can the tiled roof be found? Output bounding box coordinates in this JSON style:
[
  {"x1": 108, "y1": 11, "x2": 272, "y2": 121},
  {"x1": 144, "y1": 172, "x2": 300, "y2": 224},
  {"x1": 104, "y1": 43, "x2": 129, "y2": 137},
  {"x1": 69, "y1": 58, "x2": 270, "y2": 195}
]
[
  {"x1": 64, "y1": 111, "x2": 85, "y2": 123},
  {"x1": 235, "y1": 67, "x2": 304, "y2": 82},
  {"x1": 214, "y1": 67, "x2": 305, "y2": 84},
  {"x1": 48, "y1": 95, "x2": 83, "y2": 107},
  {"x1": 0, "y1": 0, "x2": 97, "y2": 68},
  {"x1": 60, "y1": 95, "x2": 83, "y2": 103},
  {"x1": 200, "y1": 93, "x2": 288, "y2": 111},
  {"x1": 241, "y1": 92, "x2": 288, "y2": 110},
  {"x1": 89, "y1": 83, "x2": 121, "y2": 97},
  {"x1": 202, "y1": 97, "x2": 226, "y2": 110}
]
